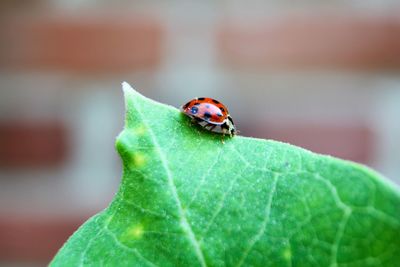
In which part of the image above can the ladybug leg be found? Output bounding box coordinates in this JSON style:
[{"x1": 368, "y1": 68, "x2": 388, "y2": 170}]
[
  {"x1": 221, "y1": 128, "x2": 226, "y2": 144},
  {"x1": 190, "y1": 117, "x2": 198, "y2": 124},
  {"x1": 194, "y1": 117, "x2": 204, "y2": 124},
  {"x1": 186, "y1": 118, "x2": 197, "y2": 129},
  {"x1": 189, "y1": 116, "x2": 202, "y2": 127},
  {"x1": 208, "y1": 124, "x2": 217, "y2": 131}
]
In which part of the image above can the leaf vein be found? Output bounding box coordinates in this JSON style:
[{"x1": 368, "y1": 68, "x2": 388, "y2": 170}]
[
  {"x1": 200, "y1": 168, "x2": 247, "y2": 240},
  {"x1": 125, "y1": 199, "x2": 169, "y2": 218},
  {"x1": 236, "y1": 173, "x2": 279, "y2": 267},
  {"x1": 103, "y1": 225, "x2": 158, "y2": 267},
  {"x1": 79, "y1": 216, "x2": 102, "y2": 267},
  {"x1": 131, "y1": 90, "x2": 207, "y2": 267},
  {"x1": 312, "y1": 174, "x2": 352, "y2": 267},
  {"x1": 188, "y1": 147, "x2": 225, "y2": 208}
]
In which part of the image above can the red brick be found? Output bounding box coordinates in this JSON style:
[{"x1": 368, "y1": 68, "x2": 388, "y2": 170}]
[
  {"x1": 240, "y1": 121, "x2": 374, "y2": 164},
  {"x1": 0, "y1": 14, "x2": 163, "y2": 72},
  {"x1": 0, "y1": 216, "x2": 85, "y2": 261},
  {"x1": 0, "y1": 121, "x2": 68, "y2": 168},
  {"x1": 218, "y1": 13, "x2": 400, "y2": 69}
]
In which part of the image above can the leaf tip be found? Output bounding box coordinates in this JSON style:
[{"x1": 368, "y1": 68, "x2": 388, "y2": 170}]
[
  {"x1": 121, "y1": 81, "x2": 151, "y2": 104},
  {"x1": 121, "y1": 81, "x2": 134, "y2": 96}
]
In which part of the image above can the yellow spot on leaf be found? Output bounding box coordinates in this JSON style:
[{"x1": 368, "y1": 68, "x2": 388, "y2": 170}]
[
  {"x1": 104, "y1": 216, "x2": 113, "y2": 224},
  {"x1": 135, "y1": 125, "x2": 147, "y2": 135},
  {"x1": 283, "y1": 247, "x2": 292, "y2": 261},
  {"x1": 127, "y1": 224, "x2": 144, "y2": 239},
  {"x1": 132, "y1": 152, "x2": 146, "y2": 167}
]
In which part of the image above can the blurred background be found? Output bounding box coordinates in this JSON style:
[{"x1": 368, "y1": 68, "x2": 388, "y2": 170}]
[{"x1": 1, "y1": 0, "x2": 400, "y2": 266}]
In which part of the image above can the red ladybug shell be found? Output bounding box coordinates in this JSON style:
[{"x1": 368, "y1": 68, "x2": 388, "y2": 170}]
[{"x1": 181, "y1": 97, "x2": 236, "y2": 136}]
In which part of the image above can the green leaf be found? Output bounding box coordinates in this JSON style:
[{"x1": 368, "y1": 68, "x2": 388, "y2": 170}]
[{"x1": 51, "y1": 82, "x2": 400, "y2": 267}]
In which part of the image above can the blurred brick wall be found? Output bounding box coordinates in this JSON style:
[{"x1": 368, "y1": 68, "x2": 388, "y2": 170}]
[
  {"x1": 0, "y1": 14, "x2": 163, "y2": 72},
  {"x1": 0, "y1": 1, "x2": 400, "y2": 265},
  {"x1": 218, "y1": 14, "x2": 400, "y2": 69},
  {"x1": 0, "y1": 216, "x2": 84, "y2": 262},
  {"x1": 0, "y1": 121, "x2": 67, "y2": 168}
]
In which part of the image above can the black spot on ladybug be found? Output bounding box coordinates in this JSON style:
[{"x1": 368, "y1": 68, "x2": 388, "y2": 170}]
[
  {"x1": 219, "y1": 107, "x2": 225, "y2": 112},
  {"x1": 191, "y1": 106, "x2": 199, "y2": 114},
  {"x1": 198, "y1": 97, "x2": 205, "y2": 100},
  {"x1": 203, "y1": 112, "x2": 212, "y2": 120},
  {"x1": 212, "y1": 99, "x2": 220, "y2": 104}
]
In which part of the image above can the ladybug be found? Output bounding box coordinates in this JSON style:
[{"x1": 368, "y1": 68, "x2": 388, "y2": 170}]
[{"x1": 181, "y1": 97, "x2": 236, "y2": 137}]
